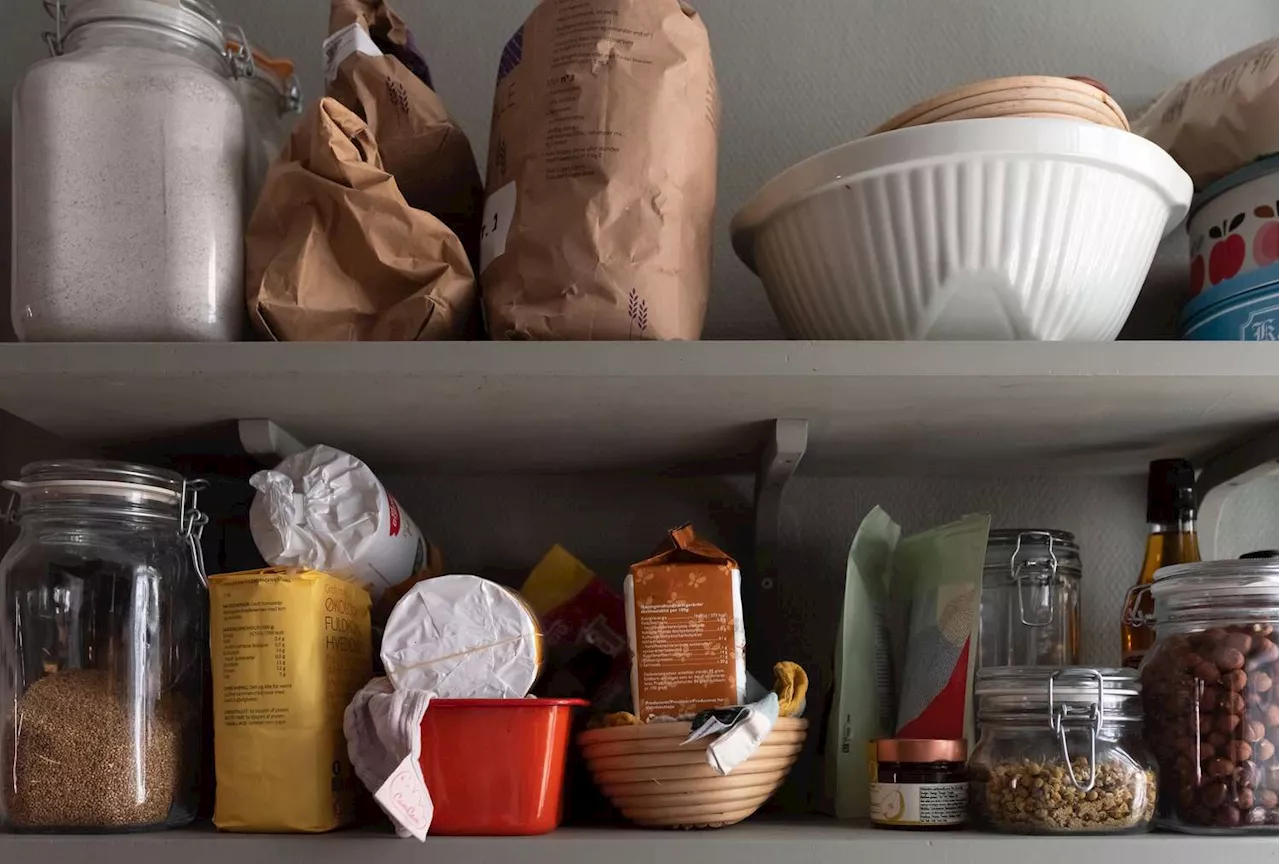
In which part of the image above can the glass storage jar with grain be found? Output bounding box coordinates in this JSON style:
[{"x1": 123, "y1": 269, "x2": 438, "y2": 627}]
[
  {"x1": 1139, "y1": 559, "x2": 1279, "y2": 833},
  {"x1": 0, "y1": 461, "x2": 209, "y2": 832},
  {"x1": 968, "y1": 667, "x2": 1156, "y2": 834},
  {"x1": 979, "y1": 530, "x2": 1082, "y2": 671}
]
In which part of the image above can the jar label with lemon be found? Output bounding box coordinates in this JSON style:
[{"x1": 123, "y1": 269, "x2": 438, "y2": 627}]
[{"x1": 869, "y1": 782, "x2": 967, "y2": 827}]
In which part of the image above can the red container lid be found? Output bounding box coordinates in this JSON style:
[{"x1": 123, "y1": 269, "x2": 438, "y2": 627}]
[{"x1": 429, "y1": 698, "x2": 589, "y2": 709}]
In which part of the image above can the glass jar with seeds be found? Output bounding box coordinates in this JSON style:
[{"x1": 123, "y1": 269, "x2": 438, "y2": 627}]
[
  {"x1": 968, "y1": 666, "x2": 1157, "y2": 834},
  {"x1": 10, "y1": 0, "x2": 250, "y2": 341},
  {"x1": 0, "y1": 460, "x2": 209, "y2": 832}
]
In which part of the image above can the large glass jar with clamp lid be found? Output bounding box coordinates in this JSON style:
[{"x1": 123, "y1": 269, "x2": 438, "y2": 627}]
[
  {"x1": 968, "y1": 667, "x2": 1157, "y2": 834},
  {"x1": 979, "y1": 530, "x2": 1082, "y2": 670},
  {"x1": 0, "y1": 461, "x2": 209, "y2": 832},
  {"x1": 11, "y1": 0, "x2": 251, "y2": 341},
  {"x1": 1139, "y1": 559, "x2": 1279, "y2": 833}
]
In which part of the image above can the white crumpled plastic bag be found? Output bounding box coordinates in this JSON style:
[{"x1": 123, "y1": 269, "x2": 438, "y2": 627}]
[{"x1": 249, "y1": 445, "x2": 426, "y2": 598}]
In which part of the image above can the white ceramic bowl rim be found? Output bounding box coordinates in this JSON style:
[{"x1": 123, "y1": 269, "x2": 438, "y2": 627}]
[{"x1": 730, "y1": 117, "x2": 1194, "y2": 272}]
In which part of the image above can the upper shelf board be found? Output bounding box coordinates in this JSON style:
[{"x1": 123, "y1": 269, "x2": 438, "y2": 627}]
[{"x1": 0, "y1": 341, "x2": 1273, "y2": 474}]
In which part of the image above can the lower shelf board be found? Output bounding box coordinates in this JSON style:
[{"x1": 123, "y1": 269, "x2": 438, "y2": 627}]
[{"x1": 1, "y1": 821, "x2": 1276, "y2": 863}]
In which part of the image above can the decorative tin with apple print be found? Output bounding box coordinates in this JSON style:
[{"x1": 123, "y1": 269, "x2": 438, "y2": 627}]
[{"x1": 1188, "y1": 156, "x2": 1278, "y2": 296}]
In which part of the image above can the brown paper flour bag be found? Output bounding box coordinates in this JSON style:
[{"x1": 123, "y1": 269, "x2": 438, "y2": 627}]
[
  {"x1": 325, "y1": 0, "x2": 484, "y2": 263},
  {"x1": 245, "y1": 97, "x2": 476, "y2": 341},
  {"x1": 481, "y1": 0, "x2": 720, "y2": 341},
  {"x1": 1134, "y1": 39, "x2": 1278, "y2": 190}
]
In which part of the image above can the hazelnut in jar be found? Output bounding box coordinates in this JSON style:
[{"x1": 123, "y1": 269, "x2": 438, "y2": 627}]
[{"x1": 1140, "y1": 560, "x2": 1279, "y2": 833}]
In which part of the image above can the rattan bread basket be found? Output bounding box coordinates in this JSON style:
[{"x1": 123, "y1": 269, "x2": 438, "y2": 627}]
[
  {"x1": 872, "y1": 75, "x2": 1128, "y2": 135},
  {"x1": 578, "y1": 717, "x2": 808, "y2": 829}
]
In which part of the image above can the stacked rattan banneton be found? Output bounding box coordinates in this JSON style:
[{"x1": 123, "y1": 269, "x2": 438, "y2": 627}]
[
  {"x1": 872, "y1": 75, "x2": 1128, "y2": 135},
  {"x1": 579, "y1": 717, "x2": 808, "y2": 829}
]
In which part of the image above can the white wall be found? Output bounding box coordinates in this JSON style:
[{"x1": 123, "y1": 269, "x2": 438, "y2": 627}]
[{"x1": 2, "y1": 0, "x2": 1277, "y2": 338}]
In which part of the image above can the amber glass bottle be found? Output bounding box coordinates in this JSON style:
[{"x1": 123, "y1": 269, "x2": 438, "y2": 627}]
[{"x1": 1121, "y1": 459, "x2": 1200, "y2": 668}]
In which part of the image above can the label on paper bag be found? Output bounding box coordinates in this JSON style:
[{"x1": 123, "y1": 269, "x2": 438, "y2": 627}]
[
  {"x1": 374, "y1": 754, "x2": 433, "y2": 841},
  {"x1": 479, "y1": 182, "x2": 517, "y2": 272},
  {"x1": 870, "y1": 781, "x2": 967, "y2": 826},
  {"x1": 324, "y1": 22, "x2": 383, "y2": 82}
]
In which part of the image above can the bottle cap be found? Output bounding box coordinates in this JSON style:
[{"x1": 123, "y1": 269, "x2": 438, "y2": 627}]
[{"x1": 1147, "y1": 458, "x2": 1196, "y2": 524}]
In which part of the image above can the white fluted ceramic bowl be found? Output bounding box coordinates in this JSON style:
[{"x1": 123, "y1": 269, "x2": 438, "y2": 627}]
[{"x1": 732, "y1": 118, "x2": 1192, "y2": 340}]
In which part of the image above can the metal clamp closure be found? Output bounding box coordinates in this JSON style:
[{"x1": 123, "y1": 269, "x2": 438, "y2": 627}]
[
  {"x1": 1011, "y1": 530, "x2": 1058, "y2": 628},
  {"x1": 42, "y1": 0, "x2": 65, "y2": 56},
  {"x1": 1123, "y1": 583, "x2": 1154, "y2": 629},
  {"x1": 222, "y1": 22, "x2": 256, "y2": 80},
  {"x1": 179, "y1": 479, "x2": 210, "y2": 588},
  {"x1": 1048, "y1": 668, "x2": 1105, "y2": 792}
]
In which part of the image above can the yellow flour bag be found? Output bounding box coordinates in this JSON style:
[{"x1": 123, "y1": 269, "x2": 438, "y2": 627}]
[{"x1": 210, "y1": 568, "x2": 372, "y2": 832}]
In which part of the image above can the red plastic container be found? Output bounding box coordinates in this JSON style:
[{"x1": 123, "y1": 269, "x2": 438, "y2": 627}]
[{"x1": 418, "y1": 698, "x2": 587, "y2": 835}]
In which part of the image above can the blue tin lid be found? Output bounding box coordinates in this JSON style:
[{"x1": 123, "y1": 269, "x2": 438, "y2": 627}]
[
  {"x1": 1191, "y1": 154, "x2": 1279, "y2": 218},
  {"x1": 1181, "y1": 262, "x2": 1279, "y2": 327}
]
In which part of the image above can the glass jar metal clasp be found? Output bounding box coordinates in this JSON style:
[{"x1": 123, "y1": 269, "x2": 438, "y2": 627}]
[
  {"x1": 42, "y1": 0, "x2": 65, "y2": 56},
  {"x1": 1012, "y1": 530, "x2": 1059, "y2": 628},
  {"x1": 1047, "y1": 668, "x2": 1105, "y2": 792},
  {"x1": 179, "y1": 478, "x2": 210, "y2": 587}
]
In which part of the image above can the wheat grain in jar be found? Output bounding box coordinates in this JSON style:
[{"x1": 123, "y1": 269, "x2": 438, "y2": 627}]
[{"x1": 10, "y1": 0, "x2": 250, "y2": 341}]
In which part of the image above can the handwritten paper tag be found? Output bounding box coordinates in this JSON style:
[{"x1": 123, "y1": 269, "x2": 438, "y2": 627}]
[{"x1": 374, "y1": 754, "x2": 433, "y2": 841}]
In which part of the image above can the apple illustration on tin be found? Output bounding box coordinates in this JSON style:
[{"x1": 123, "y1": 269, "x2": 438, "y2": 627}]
[
  {"x1": 1207, "y1": 213, "x2": 1247, "y2": 285},
  {"x1": 1254, "y1": 203, "x2": 1278, "y2": 267}
]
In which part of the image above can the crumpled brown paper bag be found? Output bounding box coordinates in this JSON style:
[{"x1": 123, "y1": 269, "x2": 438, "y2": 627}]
[
  {"x1": 480, "y1": 0, "x2": 720, "y2": 341},
  {"x1": 327, "y1": 0, "x2": 483, "y2": 264},
  {"x1": 1134, "y1": 39, "x2": 1278, "y2": 190},
  {"x1": 245, "y1": 97, "x2": 475, "y2": 341}
]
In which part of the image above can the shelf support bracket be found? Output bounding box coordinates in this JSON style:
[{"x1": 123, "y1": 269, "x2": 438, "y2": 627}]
[
  {"x1": 1197, "y1": 427, "x2": 1279, "y2": 560},
  {"x1": 754, "y1": 419, "x2": 808, "y2": 592},
  {"x1": 237, "y1": 419, "x2": 306, "y2": 466}
]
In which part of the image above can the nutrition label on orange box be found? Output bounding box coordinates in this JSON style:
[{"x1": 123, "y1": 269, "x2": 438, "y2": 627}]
[{"x1": 628, "y1": 565, "x2": 743, "y2": 720}]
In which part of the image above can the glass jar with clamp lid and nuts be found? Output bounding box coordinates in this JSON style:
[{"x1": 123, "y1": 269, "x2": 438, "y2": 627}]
[{"x1": 968, "y1": 666, "x2": 1157, "y2": 834}]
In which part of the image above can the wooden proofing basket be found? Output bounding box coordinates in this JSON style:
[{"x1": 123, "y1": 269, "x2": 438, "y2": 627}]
[
  {"x1": 871, "y1": 75, "x2": 1129, "y2": 135},
  {"x1": 578, "y1": 717, "x2": 808, "y2": 829}
]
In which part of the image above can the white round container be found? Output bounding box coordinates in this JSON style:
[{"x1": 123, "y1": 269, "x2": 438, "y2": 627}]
[
  {"x1": 11, "y1": 0, "x2": 250, "y2": 342},
  {"x1": 732, "y1": 118, "x2": 1192, "y2": 341}
]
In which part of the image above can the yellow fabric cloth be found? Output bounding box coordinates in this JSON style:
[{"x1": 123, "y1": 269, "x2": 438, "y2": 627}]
[
  {"x1": 773, "y1": 661, "x2": 808, "y2": 718},
  {"x1": 600, "y1": 712, "x2": 642, "y2": 728}
]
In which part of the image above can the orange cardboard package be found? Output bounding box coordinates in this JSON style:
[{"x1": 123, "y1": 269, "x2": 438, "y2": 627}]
[{"x1": 624, "y1": 525, "x2": 746, "y2": 722}]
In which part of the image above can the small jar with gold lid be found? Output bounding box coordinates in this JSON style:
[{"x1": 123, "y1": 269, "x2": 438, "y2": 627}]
[{"x1": 870, "y1": 738, "x2": 968, "y2": 830}]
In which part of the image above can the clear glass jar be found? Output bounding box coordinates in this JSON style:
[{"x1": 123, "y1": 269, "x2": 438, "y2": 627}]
[
  {"x1": 11, "y1": 0, "x2": 249, "y2": 341},
  {"x1": 969, "y1": 667, "x2": 1156, "y2": 834},
  {"x1": 0, "y1": 461, "x2": 208, "y2": 832},
  {"x1": 234, "y1": 47, "x2": 302, "y2": 213},
  {"x1": 979, "y1": 530, "x2": 1082, "y2": 669},
  {"x1": 1139, "y1": 560, "x2": 1279, "y2": 833}
]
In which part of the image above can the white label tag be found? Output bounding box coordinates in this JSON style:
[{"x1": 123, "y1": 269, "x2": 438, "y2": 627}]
[
  {"x1": 870, "y1": 781, "x2": 967, "y2": 826},
  {"x1": 323, "y1": 22, "x2": 383, "y2": 83},
  {"x1": 374, "y1": 754, "x2": 433, "y2": 841},
  {"x1": 479, "y1": 182, "x2": 517, "y2": 273}
]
